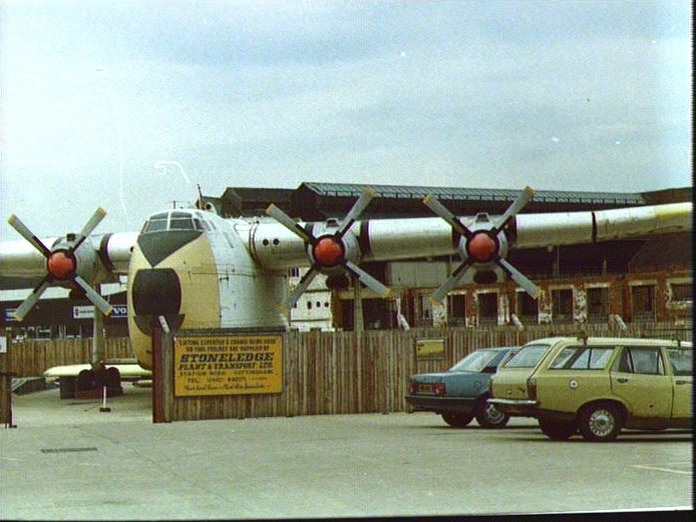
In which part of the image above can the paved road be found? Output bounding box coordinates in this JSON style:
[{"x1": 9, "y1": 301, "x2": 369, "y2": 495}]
[{"x1": 1, "y1": 384, "x2": 692, "y2": 519}]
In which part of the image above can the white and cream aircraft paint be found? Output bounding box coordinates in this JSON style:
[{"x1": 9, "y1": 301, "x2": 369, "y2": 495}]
[{"x1": 1, "y1": 187, "x2": 691, "y2": 369}]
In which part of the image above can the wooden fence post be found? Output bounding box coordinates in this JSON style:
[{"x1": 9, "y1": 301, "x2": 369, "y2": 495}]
[
  {"x1": 0, "y1": 335, "x2": 17, "y2": 428},
  {"x1": 152, "y1": 317, "x2": 173, "y2": 423}
]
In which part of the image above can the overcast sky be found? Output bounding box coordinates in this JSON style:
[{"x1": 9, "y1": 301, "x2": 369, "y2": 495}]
[{"x1": 0, "y1": 1, "x2": 691, "y2": 238}]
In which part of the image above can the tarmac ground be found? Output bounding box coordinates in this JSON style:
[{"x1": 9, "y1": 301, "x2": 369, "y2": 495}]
[{"x1": 1, "y1": 383, "x2": 692, "y2": 520}]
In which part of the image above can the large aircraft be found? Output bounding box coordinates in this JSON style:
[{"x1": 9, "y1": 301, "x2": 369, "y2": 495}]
[{"x1": 0, "y1": 186, "x2": 691, "y2": 375}]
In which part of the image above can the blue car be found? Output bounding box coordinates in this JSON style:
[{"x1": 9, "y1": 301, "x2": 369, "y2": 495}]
[{"x1": 406, "y1": 347, "x2": 518, "y2": 428}]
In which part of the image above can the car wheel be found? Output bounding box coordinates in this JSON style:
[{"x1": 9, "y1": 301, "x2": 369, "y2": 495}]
[
  {"x1": 538, "y1": 418, "x2": 577, "y2": 440},
  {"x1": 441, "y1": 412, "x2": 474, "y2": 428},
  {"x1": 578, "y1": 402, "x2": 623, "y2": 442},
  {"x1": 475, "y1": 400, "x2": 510, "y2": 429}
]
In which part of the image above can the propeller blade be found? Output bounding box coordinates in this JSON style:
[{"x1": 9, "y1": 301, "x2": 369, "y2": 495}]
[
  {"x1": 12, "y1": 279, "x2": 51, "y2": 321},
  {"x1": 74, "y1": 276, "x2": 114, "y2": 316},
  {"x1": 492, "y1": 186, "x2": 535, "y2": 231},
  {"x1": 72, "y1": 208, "x2": 107, "y2": 251},
  {"x1": 281, "y1": 268, "x2": 320, "y2": 313},
  {"x1": 336, "y1": 188, "x2": 375, "y2": 237},
  {"x1": 422, "y1": 195, "x2": 474, "y2": 239},
  {"x1": 265, "y1": 204, "x2": 314, "y2": 243},
  {"x1": 79, "y1": 207, "x2": 108, "y2": 239},
  {"x1": 344, "y1": 261, "x2": 392, "y2": 298},
  {"x1": 7, "y1": 214, "x2": 52, "y2": 258},
  {"x1": 497, "y1": 257, "x2": 542, "y2": 299},
  {"x1": 430, "y1": 258, "x2": 475, "y2": 303}
]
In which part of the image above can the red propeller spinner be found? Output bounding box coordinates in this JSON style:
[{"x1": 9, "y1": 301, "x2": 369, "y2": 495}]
[
  {"x1": 312, "y1": 236, "x2": 345, "y2": 268},
  {"x1": 46, "y1": 250, "x2": 77, "y2": 281}
]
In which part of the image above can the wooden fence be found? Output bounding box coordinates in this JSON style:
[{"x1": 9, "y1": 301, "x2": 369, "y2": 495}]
[
  {"x1": 8, "y1": 338, "x2": 133, "y2": 377},
  {"x1": 6, "y1": 322, "x2": 691, "y2": 420}
]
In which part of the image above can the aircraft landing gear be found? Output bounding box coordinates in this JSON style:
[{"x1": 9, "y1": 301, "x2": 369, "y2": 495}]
[{"x1": 59, "y1": 366, "x2": 123, "y2": 399}]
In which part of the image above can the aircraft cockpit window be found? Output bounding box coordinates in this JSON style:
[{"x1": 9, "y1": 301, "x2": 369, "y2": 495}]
[
  {"x1": 141, "y1": 211, "x2": 209, "y2": 233},
  {"x1": 141, "y1": 216, "x2": 168, "y2": 233},
  {"x1": 170, "y1": 217, "x2": 195, "y2": 230}
]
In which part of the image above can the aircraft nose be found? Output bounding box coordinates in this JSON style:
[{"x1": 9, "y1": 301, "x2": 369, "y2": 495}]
[
  {"x1": 132, "y1": 268, "x2": 184, "y2": 334},
  {"x1": 137, "y1": 230, "x2": 202, "y2": 267}
]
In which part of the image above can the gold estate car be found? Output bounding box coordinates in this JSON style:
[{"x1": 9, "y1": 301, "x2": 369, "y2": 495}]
[{"x1": 488, "y1": 337, "x2": 692, "y2": 442}]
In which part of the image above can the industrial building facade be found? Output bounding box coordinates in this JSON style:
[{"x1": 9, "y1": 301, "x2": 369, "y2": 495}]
[{"x1": 1, "y1": 183, "x2": 691, "y2": 339}]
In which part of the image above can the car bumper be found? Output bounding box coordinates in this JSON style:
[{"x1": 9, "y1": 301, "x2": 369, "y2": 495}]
[
  {"x1": 405, "y1": 395, "x2": 477, "y2": 414},
  {"x1": 488, "y1": 399, "x2": 579, "y2": 422},
  {"x1": 487, "y1": 398, "x2": 539, "y2": 417}
]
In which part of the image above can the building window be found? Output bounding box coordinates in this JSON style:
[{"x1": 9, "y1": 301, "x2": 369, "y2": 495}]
[
  {"x1": 478, "y1": 293, "x2": 498, "y2": 325},
  {"x1": 669, "y1": 282, "x2": 692, "y2": 302},
  {"x1": 447, "y1": 294, "x2": 466, "y2": 326},
  {"x1": 551, "y1": 288, "x2": 573, "y2": 323},
  {"x1": 587, "y1": 287, "x2": 609, "y2": 323},
  {"x1": 516, "y1": 292, "x2": 538, "y2": 322},
  {"x1": 419, "y1": 295, "x2": 433, "y2": 327},
  {"x1": 631, "y1": 285, "x2": 656, "y2": 322}
]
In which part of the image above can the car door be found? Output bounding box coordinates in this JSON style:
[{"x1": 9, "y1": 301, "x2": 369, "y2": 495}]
[
  {"x1": 666, "y1": 347, "x2": 692, "y2": 419},
  {"x1": 610, "y1": 346, "x2": 672, "y2": 419},
  {"x1": 538, "y1": 344, "x2": 616, "y2": 413}
]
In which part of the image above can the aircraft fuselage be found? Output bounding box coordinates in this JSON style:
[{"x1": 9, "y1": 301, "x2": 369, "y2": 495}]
[{"x1": 127, "y1": 209, "x2": 287, "y2": 369}]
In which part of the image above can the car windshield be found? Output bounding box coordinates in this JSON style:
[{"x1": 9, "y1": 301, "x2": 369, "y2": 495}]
[
  {"x1": 503, "y1": 344, "x2": 549, "y2": 368},
  {"x1": 449, "y1": 350, "x2": 499, "y2": 373}
]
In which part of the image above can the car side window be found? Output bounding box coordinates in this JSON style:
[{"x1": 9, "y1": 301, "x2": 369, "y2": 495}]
[
  {"x1": 666, "y1": 348, "x2": 693, "y2": 377},
  {"x1": 504, "y1": 344, "x2": 549, "y2": 368},
  {"x1": 612, "y1": 347, "x2": 665, "y2": 375},
  {"x1": 550, "y1": 346, "x2": 614, "y2": 370},
  {"x1": 550, "y1": 347, "x2": 576, "y2": 369}
]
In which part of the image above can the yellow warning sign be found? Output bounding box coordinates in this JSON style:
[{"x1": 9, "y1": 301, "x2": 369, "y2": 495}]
[{"x1": 174, "y1": 334, "x2": 283, "y2": 396}]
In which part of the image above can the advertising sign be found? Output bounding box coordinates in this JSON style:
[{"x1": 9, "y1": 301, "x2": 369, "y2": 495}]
[
  {"x1": 73, "y1": 304, "x2": 127, "y2": 319},
  {"x1": 174, "y1": 334, "x2": 283, "y2": 397},
  {"x1": 416, "y1": 339, "x2": 445, "y2": 359}
]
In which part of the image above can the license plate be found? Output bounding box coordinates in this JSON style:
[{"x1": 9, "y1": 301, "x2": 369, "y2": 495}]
[{"x1": 417, "y1": 383, "x2": 435, "y2": 394}]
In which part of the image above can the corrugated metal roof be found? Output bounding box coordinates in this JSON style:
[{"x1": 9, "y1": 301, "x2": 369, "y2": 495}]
[{"x1": 301, "y1": 182, "x2": 646, "y2": 205}]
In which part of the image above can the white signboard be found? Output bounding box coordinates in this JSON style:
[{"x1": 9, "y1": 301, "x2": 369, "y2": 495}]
[
  {"x1": 73, "y1": 304, "x2": 127, "y2": 319},
  {"x1": 73, "y1": 306, "x2": 95, "y2": 319},
  {"x1": 0, "y1": 337, "x2": 7, "y2": 353}
]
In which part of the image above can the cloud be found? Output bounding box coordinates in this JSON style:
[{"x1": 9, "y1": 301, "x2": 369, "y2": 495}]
[{"x1": 0, "y1": 1, "x2": 690, "y2": 237}]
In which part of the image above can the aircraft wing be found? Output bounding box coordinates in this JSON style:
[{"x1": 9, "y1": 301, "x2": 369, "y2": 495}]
[
  {"x1": 43, "y1": 362, "x2": 152, "y2": 382},
  {"x1": 246, "y1": 201, "x2": 693, "y2": 270},
  {"x1": 0, "y1": 232, "x2": 138, "y2": 287},
  {"x1": 247, "y1": 195, "x2": 691, "y2": 303},
  {"x1": 513, "y1": 202, "x2": 692, "y2": 248}
]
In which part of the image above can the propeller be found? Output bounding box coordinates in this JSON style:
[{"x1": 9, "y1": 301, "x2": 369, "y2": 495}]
[
  {"x1": 266, "y1": 188, "x2": 392, "y2": 312},
  {"x1": 423, "y1": 186, "x2": 541, "y2": 302},
  {"x1": 7, "y1": 208, "x2": 114, "y2": 321}
]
